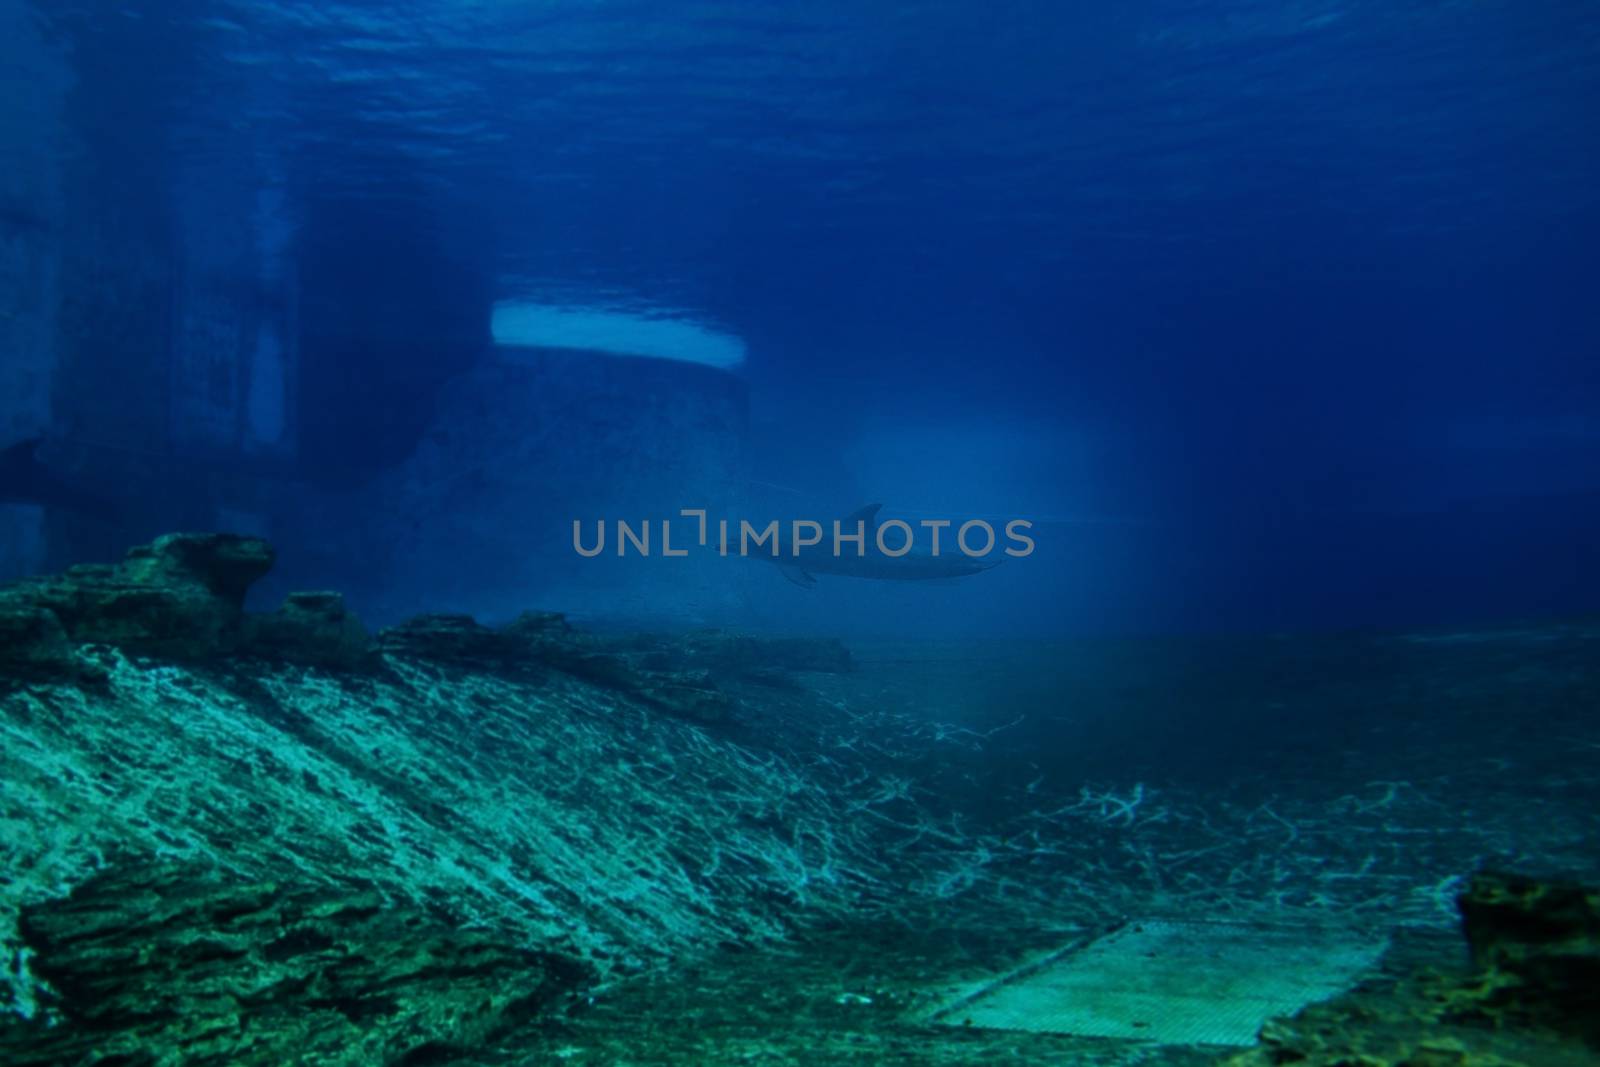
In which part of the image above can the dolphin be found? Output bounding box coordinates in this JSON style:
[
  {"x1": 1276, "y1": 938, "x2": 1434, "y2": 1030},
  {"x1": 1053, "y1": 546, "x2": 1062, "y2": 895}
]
[
  {"x1": 0, "y1": 436, "x2": 120, "y2": 519},
  {"x1": 762, "y1": 503, "x2": 1002, "y2": 587}
]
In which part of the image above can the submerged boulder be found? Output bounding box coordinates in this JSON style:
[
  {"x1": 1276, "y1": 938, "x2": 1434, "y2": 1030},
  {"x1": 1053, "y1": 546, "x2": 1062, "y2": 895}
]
[
  {"x1": 120, "y1": 532, "x2": 275, "y2": 608},
  {"x1": 0, "y1": 534, "x2": 848, "y2": 727},
  {"x1": 2, "y1": 860, "x2": 591, "y2": 1066},
  {"x1": 631, "y1": 667, "x2": 735, "y2": 725},
  {"x1": 1454, "y1": 869, "x2": 1600, "y2": 1044},
  {"x1": 1224, "y1": 870, "x2": 1600, "y2": 1067},
  {"x1": 247, "y1": 590, "x2": 372, "y2": 669},
  {"x1": 375, "y1": 612, "x2": 522, "y2": 667},
  {"x1": 502, "y1": 609, "x2": 572, "y2": 636},
  {"x1": 0, "y1": 533, "x2": 275, "y2": 661},
  {"x1": 0, "y1": 602, "x2": 88, "y2": 682},
  {"x1": 0, "y1": 535, "x2": 371, "y2": 669}
]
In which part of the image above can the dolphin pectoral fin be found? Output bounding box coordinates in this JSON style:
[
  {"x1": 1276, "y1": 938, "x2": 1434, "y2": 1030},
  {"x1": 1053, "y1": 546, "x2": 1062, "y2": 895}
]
[
  {"x1": 778, "y1": 564, "x2": 816, "y2": 588},
  {"x1": 843, "y1": 502, "x2": 883, "y2": 529}
]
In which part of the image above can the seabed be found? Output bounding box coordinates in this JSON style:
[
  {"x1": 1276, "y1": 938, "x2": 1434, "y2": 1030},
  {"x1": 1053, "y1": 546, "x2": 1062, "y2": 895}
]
[{"x1": 1, "y1": 535, "x2": 1597, "y2": 1065}]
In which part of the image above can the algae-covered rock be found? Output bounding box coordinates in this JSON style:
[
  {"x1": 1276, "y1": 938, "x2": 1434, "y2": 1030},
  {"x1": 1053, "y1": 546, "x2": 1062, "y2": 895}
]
[
  {"x1": 0, "y1": 535, "x2": 371, "y2": 668},
  {"x1": 0, "y1": 532, "x2": 841, "y2": 727},
  {"x1": 247, "y1": 591, "x2": 372, "y2": 669},
  {"x1": 0, "y1": 603, "x2": 71, "y2": 669},
  {"x1": 0, "y1": 617, "x2": 894, "y2": 1024},
  {"x1": 0, "y1": 532, "x2": 275, "y2": 661},
  {"x1": 1454, "y1": 869, "x2": 1600, "y2": 1044},
  {"x1": 378, "y1": 616, "x2": 734, "y2": 724},
  {"x1": 502, "y1": 609, "x2": 571, "y2": 636},
  {"x1": 633, "y1": 668, "x2": 736, "y2": 725},
  {"x1": 488, "y1": 624, "x2": 851, "y2": 725},
  {"x1": 375, "y1": 612, "x2": 522, "y2": 667},
  {"x1": 515, "y1": 638, "x2": 739, "y2": 724},
  {"x1": 2, "y1": 860, "x2": 590, "y2": 1066},
  {"x1": 376, "y1": 611, "x2": 752, "y2": 724},
  {"x1": 0, "y1": 602, "x2": 106, "y2": 686},
  {"x1": 120, "y1": 532, "x2": 275, "y2": 608},
  {"x1": 1222, "y1": 872, "x2": 1600, "y2": 1067}
]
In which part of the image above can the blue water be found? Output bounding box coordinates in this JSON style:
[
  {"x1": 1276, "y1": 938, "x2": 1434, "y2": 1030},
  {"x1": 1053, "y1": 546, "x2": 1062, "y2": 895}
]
[{"x1": 14, "y1": 0, "x2": 1600, "y2": 636}]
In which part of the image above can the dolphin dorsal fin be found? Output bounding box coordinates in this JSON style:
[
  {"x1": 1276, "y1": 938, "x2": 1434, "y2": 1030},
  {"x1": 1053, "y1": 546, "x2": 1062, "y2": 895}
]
[{"x1": 843, "y1": 502, "x2": 883, "y2": 529}]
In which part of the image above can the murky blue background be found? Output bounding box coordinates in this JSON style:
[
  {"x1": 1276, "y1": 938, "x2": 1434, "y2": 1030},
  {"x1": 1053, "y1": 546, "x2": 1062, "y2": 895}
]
[{"x1": 4, "y1": 0, "x2": 1598, "y2": 635}]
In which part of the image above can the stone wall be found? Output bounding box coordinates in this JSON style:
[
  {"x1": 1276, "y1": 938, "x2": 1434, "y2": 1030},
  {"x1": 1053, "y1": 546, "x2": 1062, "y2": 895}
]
[
  {"x1": 1, "y1": 5, "x2": 750, "y2": 618},
  {"x1": 261, "y1": 347, "x2": 751, "y2": 626},
  {"x1": 0, "y1": 1, "x2": 69, "y2": 581},
  {"x1": 4, "y1": 3, "x2": 306, "y2": 576}
]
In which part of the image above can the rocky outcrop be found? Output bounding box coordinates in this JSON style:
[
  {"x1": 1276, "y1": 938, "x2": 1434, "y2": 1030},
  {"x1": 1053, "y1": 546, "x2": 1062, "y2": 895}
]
[
  {"x1": 0, "y1": 579, "x2": 894, "y2": 1045},
  {"x1": 245, "y1": 591, "x2": 372, "y2": 670},
  {"x1": 1, "y1": 533, "x2": 851, "y2": 725},
  {"x1": 1, "y1": 860, "x2": 590, "y2": 1066},
  {"x1": 372, "y1": 611, "x2": 743, "y2": 723},
  {"x1": 1223, "y1": 871, "x2": 1600, "y2": 1067},
  {"x1": 1454, "y1": 869, "x2": 1600, "y2": 1045},
  {"x1": 525, "y1": 630, "x2": 852, "y2": 726},
  {"x1": 0, "y1": 533, "x2": 273, "y2": 662},
  {"x1": 0, "y1": 533, "x2": 376, "y2": 673},
  {"x1": 0, "y1": 602, "x2": 87, "y2": 682},
  {"x1": 120, "y1": 532, "x2": 276, "y2": 607},
  {"x1": 0, "y1": 530, "x2": 849, "y2": 716},
  {"x1": 373, "y1": 613, "x2": 852, "y2": 726},
  {"x1": 374, "y1": 612, "x2": 523, "y2": 668}
]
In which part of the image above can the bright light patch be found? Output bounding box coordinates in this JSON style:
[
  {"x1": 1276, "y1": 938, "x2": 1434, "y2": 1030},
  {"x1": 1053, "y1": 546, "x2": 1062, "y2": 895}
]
[
  {"x1": 491, "y1": 302, "x2": 746, "y2": 370},
  {"x1": 928, "y1": 918, "x2": 1388, "y2": 1046}
]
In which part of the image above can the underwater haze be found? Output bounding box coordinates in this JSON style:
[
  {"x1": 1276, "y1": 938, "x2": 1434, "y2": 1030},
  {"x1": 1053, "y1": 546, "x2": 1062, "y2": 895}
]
[
  {"x1": 4, "y1": 0, "x2": 1598, "y2": 638},
  {"x1": 7, "y1": 3, "x2": 1600, "y2": 1066}
]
